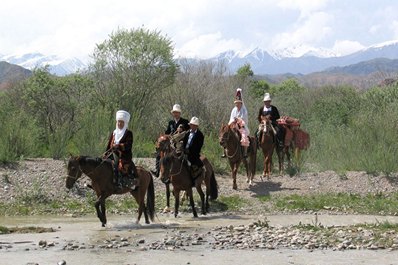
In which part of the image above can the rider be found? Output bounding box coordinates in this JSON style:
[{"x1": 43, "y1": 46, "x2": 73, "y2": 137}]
[
  {"x1": 226, "y1": 88, "x2": 250, "y2": 158},
  {"x1": 153, "y1": 104, "x2": 190, "y2": 177},
  {"x1": 257, "y1": 93, "x2": 283, "y2": 147},
  {"x1": 104, "y1": 110, "x2": 138, "y2": 190},
  {"x1": 182, "y1": 117, "x2": 205, "y2": 181}
]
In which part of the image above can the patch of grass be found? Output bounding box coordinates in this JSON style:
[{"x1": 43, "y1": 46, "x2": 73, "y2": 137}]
[
  {"x1": 274, "y1": 192, "x2": 398, "y2": 215},
  {"x1": 216, "y1": 195, "x2": 248, "y2": 211},
  {"x1": 0, "y1": 225, "x2": 10, "y2": 234},
  {"x1": 0, "y1": 226, "x2": 55, "y2": 234},
  {"x1": 257, "y1": 194, "x2": 271, "y2": 202}
]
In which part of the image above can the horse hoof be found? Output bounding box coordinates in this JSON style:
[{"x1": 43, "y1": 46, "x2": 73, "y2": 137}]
[
  {"x1": 102, "y1": 223, "x2": 106, "y2": 227},
  {"x1": 233, "y1": 185, "x2": 237, "y2": 190}
]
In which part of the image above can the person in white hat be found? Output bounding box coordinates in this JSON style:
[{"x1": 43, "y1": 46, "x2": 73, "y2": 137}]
[
  {"x1": 182, "y1": 116, "x2": 205, "y2": 180},
  {"x1": 227, "y1": 88, "x2": 250, "y2": 158},
  {"x1": 153, "y1": 104, "x2": 190, "y2": 177},
  {"x1": 104, "y1": 110, "x2": 138, "y2": 190},
  {"x1": 165, "y1": 104, "x2": 190, "y2": 134},
  {"x1": 257, "y1": 93, "x2": 283, "y2": 146}
]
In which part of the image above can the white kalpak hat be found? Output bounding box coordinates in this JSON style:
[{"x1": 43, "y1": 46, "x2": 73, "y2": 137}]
[
  {"x1": 171, "y1": 104, "x2": 182, "y2": 113},
  {"x1": 189, "y1": 116, "x2": 200, "y2": 126},
  {"x1": 263, "y1": 93, "x2": 272, "y2": 102},
  {"x1": 116, "y1": 110, "x2": 131, "y2": 123}
]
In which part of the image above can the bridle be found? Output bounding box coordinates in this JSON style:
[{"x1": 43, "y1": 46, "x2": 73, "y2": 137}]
[
  {"x1": 66, "y1": 157, "x2": 107, "y2": 181},
  {"x1": 220, "y1": 126, "x2": 240, "y2": 159},
  {"x1": 161, "y1": 155, "x2": 185, "y2": 182}
]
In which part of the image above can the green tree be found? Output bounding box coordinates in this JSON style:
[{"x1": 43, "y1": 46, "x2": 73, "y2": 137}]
[
  {"x1": 236, "y1": 63, "x2": 254, "y2": 88},
  {"x1": 21, "y1": 68, "x2": 92, "y2": 158},
  {"x1": 250, "y1": 79, "x2": 269, "y2": 98},
  {"x1": 91, "y1": 27, "x2": 178, "y2": 125}
]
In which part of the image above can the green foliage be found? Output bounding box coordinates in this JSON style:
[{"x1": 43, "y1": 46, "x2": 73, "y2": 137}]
[
  {"x1": 250, "y1": 80, "x2": 270, "y2": 98},
  {"x1": 91, "y1": 27, "x2": 177, "y2": 127},
  {"x1": 274, "y1": 192, "x2": 398, "y2": 215}
]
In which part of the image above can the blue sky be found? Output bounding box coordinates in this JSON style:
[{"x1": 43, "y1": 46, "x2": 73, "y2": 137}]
[{"x1": 1, "y1": 0, "x2": 397, "y2": 60}]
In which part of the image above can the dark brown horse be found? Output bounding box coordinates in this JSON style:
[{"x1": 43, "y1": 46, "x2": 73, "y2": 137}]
[
  {"x1": 66, "y1": 156, "x2": 155, "y2": 227},
  {"x1": 155, "y1": 134, "x2": 173, "y2": 212},
  {"x1": 159, "y1": 153, "x2": 218, "y2": 217},
  {"x1": 258, "y1": 118, "x2": 275, "y2": 179},
  {"x1": 219, "y1": 124, "x2": 257, "y2": 189}
]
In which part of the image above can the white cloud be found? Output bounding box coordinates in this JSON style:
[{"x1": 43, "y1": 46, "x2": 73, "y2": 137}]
[
  {"x1": 177, "y1": 32, "x2": 245, "y2": 58},
  {"x1": 270, "y1": 11, "x2": 333, "y2": 50},
  {"x1": 0, "y1": 0, "x2": 397, "y2": 60},
  {"x1": 392, "y1": 21, "x2": 398, "y2": 39},
  {"x1": 331, "y1": 40, "x2": 365, "y2": 56}
]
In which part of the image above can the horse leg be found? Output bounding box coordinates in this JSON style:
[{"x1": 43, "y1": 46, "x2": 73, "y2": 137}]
[
  {"x1": 164, "y1": 183, "x2": 171, "y2": 213},
  {"x1": 195, "y1": 181, "x2": 206, "y2": 215},
  {"x1": 243, "y1": 158, "x2": 250, "y2": 184},
  {"x1": 95, "y1": 196, "x2": 107, "y2": 227},
  {"x1": 232, "y1": 165, "x2": 238, "y2": 190},
  {"x1": 277, "y1": 147, "x2": 284, "y2": 175},
  {"x1": 174, "y1": 189, "x2": 180, "y2": 218},
  {"x1": 187, "y1": 189, "x2": 198, "y2": 218}
]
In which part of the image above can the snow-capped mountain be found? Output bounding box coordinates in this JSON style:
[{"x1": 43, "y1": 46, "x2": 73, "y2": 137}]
[
  {"x1": 205, "y1": 39, "x2": 398, "y2": 74},
  {"x1": 269, "y1": 45, "x2": 339, "y2": 60},
  {"x1": 0, "y1": 53, "x2": 87, "y2": 76}
]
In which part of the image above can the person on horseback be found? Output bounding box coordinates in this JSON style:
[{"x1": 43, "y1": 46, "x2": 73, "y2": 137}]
[
  {"x1": 257, "y1": 93, "x2": 284, "y2": 147},
  {"x1": 165, "y1": 104, "x2": 190, "y2": 134},
  {"x1": 182, "y1": 116, "x2": 205, "y2": 181},
  {"x1": 153, "y1": 104, "x2": 190, "y2": 177},
  {"x1": 225, "y1": 88, "x2": 250, "y2": 158},
  {"x1": 104, "y1": 110, "x2": 138, "y2": 190}
]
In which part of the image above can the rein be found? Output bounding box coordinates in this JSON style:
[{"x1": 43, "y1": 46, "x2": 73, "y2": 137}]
[
  {"x1": 67, "y1": 157, "x2": 107, "y2": 181},
  {"x1": 221, "y1": 126, "x2": 240, "y2": 159}
]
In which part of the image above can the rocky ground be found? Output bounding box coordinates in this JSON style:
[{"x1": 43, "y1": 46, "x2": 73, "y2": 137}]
[
  {"x1": 1, "y1": 158, "x2": 397, "y2": 213},
  {"x1": 2, "y1": 159, "x2": 398, "y2": 264}
]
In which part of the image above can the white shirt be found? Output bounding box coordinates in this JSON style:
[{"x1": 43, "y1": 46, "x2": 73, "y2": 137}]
[
  {"x1": 186, "y1": 129, "x2": 196, "y2": 149},
  {"x1": 263, "y1": 106, "x2": 272, "y2": 112},
  {"x1": 228, "y1": 104, "x2": 250, "y2": 134}
]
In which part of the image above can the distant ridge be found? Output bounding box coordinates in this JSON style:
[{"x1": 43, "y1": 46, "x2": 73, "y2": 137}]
[{"x1": 0, "y1": 61, "x2": 31, "y2": 90}]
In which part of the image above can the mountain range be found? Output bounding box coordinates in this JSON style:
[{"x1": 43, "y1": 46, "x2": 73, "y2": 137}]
[
  {"x1": 0, "y1": 53, "x2": 86, "y2": 76},
  {"x1": 1, "y1": 40, "x2": 398, "y2": 77},
  {"x1": 209, "y1": 40, "x2": 398, "y2": 75}
]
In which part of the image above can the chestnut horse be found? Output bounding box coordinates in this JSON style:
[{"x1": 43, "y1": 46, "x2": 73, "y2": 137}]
[
  {"x1": 66, "y1": 156, "x2": 155, "y2": 227},
  {"x1": 258, "y1": 119, "x2": 275, "y2": 179},
  {"x1": 155, "y1": 134, "x2": 174, "y2": 212},
  {"x1": 219, "y1": 124, "x2": 257, "y2": 189},
  {"x1": 159, "y1": 152, "x2": 218, "y2": 217}
]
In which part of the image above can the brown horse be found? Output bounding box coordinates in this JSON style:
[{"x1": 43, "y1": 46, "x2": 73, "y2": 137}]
[
  {"x1": 155, "y1": 134, "x2": 173, "y2": 212},
  {"x1": 275, "y1": 127, "x2": 310, "y2": 174},
  {"x1": 219, "y1": 124, "x2": 257, "y2": 189},
  {"x1": 258, "y1": 119, "x2": 275, "y2": 179},
  {"x1": 159, "y1": 153, "x2": 218, "y2": 217},
  {"x1": 66, "y1": 156, "x2": 155, "y2": 227}
]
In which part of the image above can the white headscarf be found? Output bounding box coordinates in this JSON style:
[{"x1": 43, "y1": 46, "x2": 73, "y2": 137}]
[{"x1": 113, "y1": 110, "x2": 130, "y2": 144}]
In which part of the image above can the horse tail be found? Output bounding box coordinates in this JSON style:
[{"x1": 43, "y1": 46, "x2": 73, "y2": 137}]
[
  {"x1": 209, "y1": 169, "x2": 218, "y2": 201},
  {"x1": 146, "y1": 173, "x2": 155, "y2": 222}
]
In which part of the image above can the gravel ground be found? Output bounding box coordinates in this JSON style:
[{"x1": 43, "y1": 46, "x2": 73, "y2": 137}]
[{"x1": 0, "y1": 158, "x2": 398, "y2": 213}]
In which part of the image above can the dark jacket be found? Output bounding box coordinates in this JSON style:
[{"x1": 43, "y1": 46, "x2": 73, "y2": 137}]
[
  {"x1": 106, "y1": 130, "x2": 133, "y2": 167},
  {"x1": 258, "y1": 105, "x2": 280, "y2": 125},
  {"x1": 165, "y1": 118, "x2": 190, "y2": 135},
  {"x1": 182, "y1": 129, "x2": 204, "y2": 167}
]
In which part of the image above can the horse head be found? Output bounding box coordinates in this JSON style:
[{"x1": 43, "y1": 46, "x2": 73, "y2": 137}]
[
  {"x1": 159, "y1": 154, "x2": 173, "y2": 184},
  {"x1": 66, "y1": 156, "x2": 83, "y2": 189},
  {"x1": 219, "y1": 123, "x2": 230, "y2": 147},
  {"x1": 219, "y1": 123, "x2": 239, "y2": 147},
  {"x1": 156, "y1": 134, "x2": 172, "y2": 154}
]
